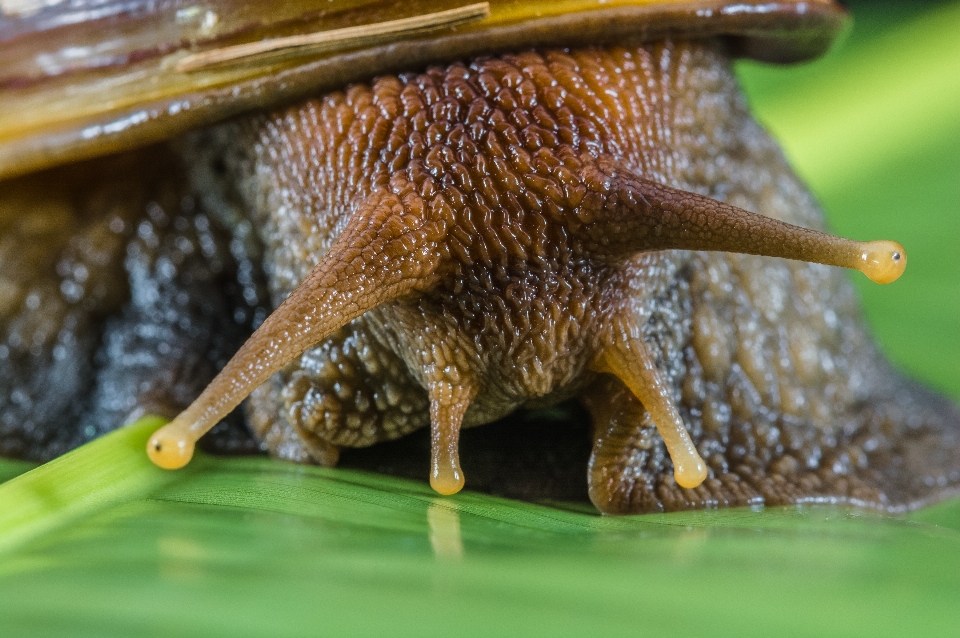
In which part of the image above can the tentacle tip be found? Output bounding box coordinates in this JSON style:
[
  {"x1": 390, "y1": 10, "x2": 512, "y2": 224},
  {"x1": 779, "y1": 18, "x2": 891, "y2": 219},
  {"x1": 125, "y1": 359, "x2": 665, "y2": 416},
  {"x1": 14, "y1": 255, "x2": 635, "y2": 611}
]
[
  {"x1": 860, "y1": 240, "x2": 906, "y2": 284},
  {"x1": 430, "y1": 468, "x2": 465, "y2": 496},
  {"x1": 674, "y1": 459, "x2": 708, "y2": 489},
  {"x1": 147, "y1": 426, "x2": 195, "y2": 470}
]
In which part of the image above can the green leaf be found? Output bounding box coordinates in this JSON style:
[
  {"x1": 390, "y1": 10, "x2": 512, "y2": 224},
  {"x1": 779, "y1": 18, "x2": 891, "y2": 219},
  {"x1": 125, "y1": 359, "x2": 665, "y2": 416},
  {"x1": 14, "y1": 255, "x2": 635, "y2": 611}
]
[
  {"x1": 1, "y1": 419, "x2": 959, "y2": 637},
  {"x1": 0, "y1": 416, "x2": 188, "y2": 554}
]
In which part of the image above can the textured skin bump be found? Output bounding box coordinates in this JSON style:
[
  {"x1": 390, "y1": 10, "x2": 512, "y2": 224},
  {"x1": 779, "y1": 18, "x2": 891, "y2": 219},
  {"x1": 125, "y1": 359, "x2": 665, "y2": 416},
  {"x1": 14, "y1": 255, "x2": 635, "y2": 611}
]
[{"x1": 183, "y1": 41, "x2": 959, "y2": 513}]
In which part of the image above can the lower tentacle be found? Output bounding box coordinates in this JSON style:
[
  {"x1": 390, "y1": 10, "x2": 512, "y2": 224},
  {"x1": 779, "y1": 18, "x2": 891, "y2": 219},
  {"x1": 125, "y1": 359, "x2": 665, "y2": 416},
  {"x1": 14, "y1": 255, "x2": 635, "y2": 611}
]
[
  {"x1": 427, "y1": 379, "x2": 477, "y2": 495},
  {"x1": 590, "y1": 314, "x2": 708, "y2": 490}
]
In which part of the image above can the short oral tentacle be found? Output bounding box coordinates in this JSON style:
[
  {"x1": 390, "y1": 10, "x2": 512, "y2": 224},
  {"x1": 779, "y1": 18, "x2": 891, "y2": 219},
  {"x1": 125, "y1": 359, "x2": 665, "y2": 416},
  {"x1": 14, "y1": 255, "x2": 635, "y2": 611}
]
[
  {"x1": 579, "y1": 165, "x2": 907, "y2": 284},
  {"x1": 591, "y1": 317, "x2": 708, "y2": 490},
  {"x1": 427, "y1": 379, "x2": 476, "y2": 495},
  {"x1": 147, "y1": 188, "x2": 438, "y2": 469}
]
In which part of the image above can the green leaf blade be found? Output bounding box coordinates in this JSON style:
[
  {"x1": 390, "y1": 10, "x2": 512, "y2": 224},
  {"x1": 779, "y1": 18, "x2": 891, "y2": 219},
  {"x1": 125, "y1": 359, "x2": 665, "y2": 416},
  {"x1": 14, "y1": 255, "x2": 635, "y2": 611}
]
[
  {"x1": 2, "y1": 456, "x2": 959, "y2": 637},
  {"x1": 0, "y1": 416, "x2": 182, "y2": 554}
]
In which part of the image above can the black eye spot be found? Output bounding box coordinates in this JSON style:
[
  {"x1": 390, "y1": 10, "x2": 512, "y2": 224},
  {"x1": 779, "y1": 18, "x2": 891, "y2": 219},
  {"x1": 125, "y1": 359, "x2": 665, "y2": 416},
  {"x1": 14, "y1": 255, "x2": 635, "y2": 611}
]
[
  {"x1": 154, "y1": 442, "x2": 163, "y2": 451},
  {"x1": 893, "y1": 252, "x2": 901, "y2": 261}
]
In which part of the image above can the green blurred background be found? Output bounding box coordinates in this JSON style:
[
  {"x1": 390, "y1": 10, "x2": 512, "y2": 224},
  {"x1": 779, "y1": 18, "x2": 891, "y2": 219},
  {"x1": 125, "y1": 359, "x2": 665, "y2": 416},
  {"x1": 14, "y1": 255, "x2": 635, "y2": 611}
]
[{"x1": 1, "y1": 2, "x2": 958, "y2": 637}]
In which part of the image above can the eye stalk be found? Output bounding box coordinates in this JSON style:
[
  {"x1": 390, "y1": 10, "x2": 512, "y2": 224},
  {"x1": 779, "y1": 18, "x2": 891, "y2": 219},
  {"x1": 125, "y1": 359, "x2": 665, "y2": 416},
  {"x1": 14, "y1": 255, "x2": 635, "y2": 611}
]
[
  {"x1": 144, "y1": 186, "x2": 441, "y2": 472},
  {"x1": 576, "y1": 169, "x2": 909, "y2": 287}
]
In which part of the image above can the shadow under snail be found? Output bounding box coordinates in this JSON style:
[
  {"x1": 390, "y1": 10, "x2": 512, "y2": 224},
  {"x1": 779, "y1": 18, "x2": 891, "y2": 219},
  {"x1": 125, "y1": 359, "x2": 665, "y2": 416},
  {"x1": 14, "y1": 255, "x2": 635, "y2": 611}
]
[{"x1": 0, "y1": 0, "x2": 957, "y2": 513}]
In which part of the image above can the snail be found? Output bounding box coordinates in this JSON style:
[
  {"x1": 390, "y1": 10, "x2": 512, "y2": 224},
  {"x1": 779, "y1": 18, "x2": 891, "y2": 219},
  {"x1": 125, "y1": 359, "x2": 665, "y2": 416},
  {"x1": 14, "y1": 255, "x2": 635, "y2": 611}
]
[{"x1": 0, "y1": 0, "x2": 957, "y2": 513}]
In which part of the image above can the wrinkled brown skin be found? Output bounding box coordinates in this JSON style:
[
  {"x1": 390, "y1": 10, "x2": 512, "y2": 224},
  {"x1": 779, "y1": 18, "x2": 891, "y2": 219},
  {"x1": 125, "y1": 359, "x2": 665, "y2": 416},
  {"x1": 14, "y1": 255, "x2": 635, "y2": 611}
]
[
  {"x1": 182, "y1": 40, "x2": 959, "y2": 512},
  {"x1": 2, "y1": 40, "x2": 958, "y2": 512}
]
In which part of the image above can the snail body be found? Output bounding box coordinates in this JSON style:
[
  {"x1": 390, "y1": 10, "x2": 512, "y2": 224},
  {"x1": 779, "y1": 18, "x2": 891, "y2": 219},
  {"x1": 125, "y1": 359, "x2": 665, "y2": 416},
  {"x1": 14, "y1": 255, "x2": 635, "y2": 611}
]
[{"x1": 0, "y1": 1, "x2": 957, "y2": 513}]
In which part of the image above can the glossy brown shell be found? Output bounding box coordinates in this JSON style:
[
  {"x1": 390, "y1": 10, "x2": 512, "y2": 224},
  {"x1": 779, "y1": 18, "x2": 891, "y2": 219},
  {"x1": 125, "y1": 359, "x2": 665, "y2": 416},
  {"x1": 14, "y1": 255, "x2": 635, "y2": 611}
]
[{"x1": 0, "y1": 0, "x2": 847, "y2": 180}]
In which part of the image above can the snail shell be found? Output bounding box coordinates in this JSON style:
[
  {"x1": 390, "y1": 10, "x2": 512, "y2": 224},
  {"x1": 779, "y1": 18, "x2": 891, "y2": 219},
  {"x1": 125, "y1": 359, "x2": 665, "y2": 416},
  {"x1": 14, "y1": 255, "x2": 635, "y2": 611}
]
[{"x1": 0, "y1": 0, "x2": 957, "y2": 513}]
